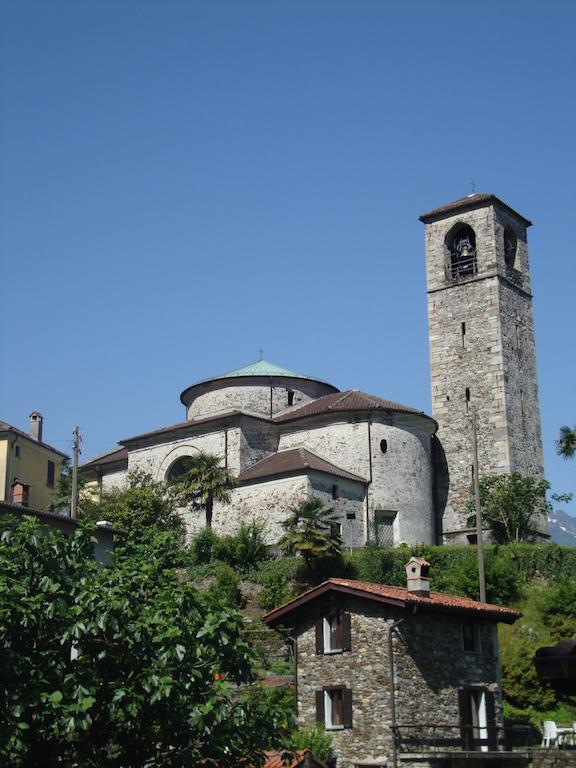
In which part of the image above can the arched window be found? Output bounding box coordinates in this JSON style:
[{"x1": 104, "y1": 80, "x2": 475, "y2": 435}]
[
  {"x1": 446, "y1": 224, "x2": 477, "y2": 280},
  {"x1": 165, "y1": 456, "x2": 195, "y2": 482},
  {"x1": 504, "y1": 226, "x2": 517, "y2": 268}
]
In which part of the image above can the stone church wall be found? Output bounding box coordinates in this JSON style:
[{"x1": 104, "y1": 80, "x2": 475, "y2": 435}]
[
  {"x1": 279, "y1": 417, "x2": 435, "y2": 546},
  {"x1": 185, "y1": 378, "x2": 334, "y2": 419}
]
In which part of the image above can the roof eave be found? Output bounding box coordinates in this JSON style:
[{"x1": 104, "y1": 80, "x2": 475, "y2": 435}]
[
  {"x1": 263, "y1": 581, "x2": 520, "y2": 627},
  {"x1": 179, "y1": 374, "x2": 339, "y2": 405},
  {"x1": 419, "y1": 194, "x2": 532, "y2": 227}
]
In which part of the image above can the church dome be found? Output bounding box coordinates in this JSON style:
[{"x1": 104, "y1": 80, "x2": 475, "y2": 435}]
[{"x1": 180, "y1": 359, "x2": 339, "y2": 420}]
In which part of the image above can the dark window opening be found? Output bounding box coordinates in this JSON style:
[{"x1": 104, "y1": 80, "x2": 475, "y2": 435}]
[
  {"x1": 330, "y1": 521, "x2": 342, "y2": 539},
  {"x1": 462, "y1": 624, "x2": 481, "y2": 654},
  {"x1": 447, "y1": 224, "x2": 477, "y2": 280},
  {"x1": 14, "y1": 445, "x2": 21, "y2": 458},
  {"x1": 380, "y1": 439, "x2": 388, "y2": 454},
  {"x1": 166, "y1": 455, "x2": 196, "y2": 482},
  {"x1": 287, "y1": 389, "x2": 294, "y2": 406},
  {"x1": 332, "y1": 484, "x2": 338, "y2": 500},
  {"x1": 504, "y1": 226, "x2": 517, "y2": 268},
  {"x1": 461, "y1": 321, "x2": 466, "y2": 347},
  {"x1": 47, "y1": 460, "x2": 55, "y2": 488},
  {"x1": 465, "y1": 387, "x2": 471, "y2": 412}
]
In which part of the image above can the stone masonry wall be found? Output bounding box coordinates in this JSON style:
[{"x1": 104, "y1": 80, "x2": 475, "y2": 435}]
[
  {"x1": 279, "y1": 415, "x2": 435, "y2": 546},
  {"x1": 424, "y1": 201, "x2": 545, "y2": 539},
  {"x1": 185, "y1": 378, "x2": 334, "y2": 419},
  {"x1": 296, "y1": 596, "x2": 501, "y2": 768}
]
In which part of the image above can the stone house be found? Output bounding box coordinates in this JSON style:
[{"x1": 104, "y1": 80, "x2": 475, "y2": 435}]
[{"x1": 264, "y1": 558, "x2": 526, "y2": 768}]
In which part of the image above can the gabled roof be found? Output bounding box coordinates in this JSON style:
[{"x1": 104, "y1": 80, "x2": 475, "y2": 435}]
[
  {"x1": 419, "y1": 193, "x2": 532, "y2": 227},
  {"x1": 239, "y1": 447, "x2": 367, "y2": 485},
  {"x1": 0, "y1": 420, "x2": 69, "y2": 458},
  {"x1": 81, "y1": 446, "x2": 128, "y2": 470},
  {"x1": 274, "y1": 390, "x2": 428, "y2": 423},
  {"x1": 263, "y1": 578, "x2": 521, "y2": 626},
  {"x1": 119, "y1": 409, "x2": 271, "y2": 446}
]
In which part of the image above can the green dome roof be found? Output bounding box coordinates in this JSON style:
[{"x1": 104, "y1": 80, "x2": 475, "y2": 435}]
[
  {"x1": 216, "y1": 359, "x2": 312, "y2": 380},
  {"x1": 180, "y1": 360, "x2": 337, "y2": 403}
]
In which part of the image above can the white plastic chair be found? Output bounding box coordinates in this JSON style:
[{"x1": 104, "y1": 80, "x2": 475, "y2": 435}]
[{"x1": 542, "y1": 721, "x2": 561, "y2": 747}]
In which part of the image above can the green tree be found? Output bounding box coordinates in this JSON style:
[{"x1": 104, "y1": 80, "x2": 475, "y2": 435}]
[
  {"x1": 468, "y1": 472, "x2": 549, "y2": 544},
  {"x1": 279, "y1": 499, "x2": 342, "y2": 580},
  {"x1": 84, "y1": 469, "x2": 184, "y2": 541},
  {"x1": 556, "y1": 425, "x2": 576, "y2": 459},
  {"x1": 0, "y1": 515, "x2": 288, "y2": 767},
  {"x1": 169, "y1": 454, "x2": 237, "y2": 528}
]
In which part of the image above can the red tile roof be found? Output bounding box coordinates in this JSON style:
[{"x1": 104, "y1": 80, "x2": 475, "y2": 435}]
[
  {"x1": 263, "y1": 751, "x2": 327, "y2": 768},
  {"x1": 81, "y1": 447, "x2": 128, "y2": 470},
  {"x1": 119, "y1": 409, "x2": 271, "y2": 445},
  {"x1": 264, "y1": 577, "x2": 521, "y2": 625},
  {"x1": 274, "y1": 390, "x2": 428, "y2": 423},
  {"x1": 239, "y1": 447, "x2": 367, "y2": 484}
]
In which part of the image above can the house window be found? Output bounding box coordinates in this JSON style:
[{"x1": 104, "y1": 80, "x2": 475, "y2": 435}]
[
  {"x1": 14, "y1": 445, "x2": 21, "y2": 458},
  {"x1": 459, "y1": 688, "x2": 495, "y2": 751},
  {"x1": 315, "y1": 611, "x2": 352, "y2": 654},
  {"x1": 330, "y1": 521, "x2": 342, "y2": 539},
  {"x1": 332, "y1": 484, "x2": 339, "y2": 500},
  {"x1": 316, "y1": 687, "x2": 353, "y2": 730},
  {"x1": 47, "y1": 460, "x2": 55, "y2": 488},
  {"x1": 380, "y1": 439, "x2": 388, "y2": 454},
  {"x1": 373, "y1": 510, "x2": 396, "y2": 548},
  {"x1": 462, "y1": 623, "x2": 481, "y2": 654}
]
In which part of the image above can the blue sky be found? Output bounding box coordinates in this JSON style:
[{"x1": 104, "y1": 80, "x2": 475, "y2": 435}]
[{"x1": 1, "y1": 0, "x2": 574, "y2": 514}]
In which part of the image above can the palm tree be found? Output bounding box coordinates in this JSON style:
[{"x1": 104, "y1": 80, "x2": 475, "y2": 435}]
[
  {"x1": 168, "y1": 454, "x2": 237, "y2": 528},
  {"x1": 556, "y1": 425, "x2": 576, "y2": 460},
  {"x1": 279, "y1": 499, "x2": 343, "y2": 579}
]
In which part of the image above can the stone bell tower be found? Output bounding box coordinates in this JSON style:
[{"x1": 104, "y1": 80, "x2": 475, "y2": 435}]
[{"x1": 420, "y1": 194, "x2": 545, "y2": 542}]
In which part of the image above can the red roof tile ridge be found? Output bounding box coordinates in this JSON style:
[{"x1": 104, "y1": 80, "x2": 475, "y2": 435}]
[{"x1": 326, "y1": 577, "x2": 520, "y2": 615}]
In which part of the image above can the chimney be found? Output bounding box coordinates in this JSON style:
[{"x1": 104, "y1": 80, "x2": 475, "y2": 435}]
[
  {"x1": 405, "y1": 556, "x2": 431, "y2": 598},
  {"x1": 29, "y1": 411, "x2": 43, "y2": 442}
]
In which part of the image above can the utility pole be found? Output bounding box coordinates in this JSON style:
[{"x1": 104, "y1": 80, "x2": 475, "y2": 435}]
[
  {"x1": 470, "y1": 405, "x2": 486, "y2": 603},
  {"x1": 71, "y1": 426, "x2": 81, "y2": 519}
]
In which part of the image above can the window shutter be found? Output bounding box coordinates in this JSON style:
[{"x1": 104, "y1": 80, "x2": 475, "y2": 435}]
[
  {"x1": 485, "y1": 690, "x2": 498, "y2": 750},
  {"x1": 315, "y1": 619, "x2": 324, "y2": 654},
  {"x1": 458, "y1": 689, "x2": 472, "y2": 750},
  {"x1": 315, "y1": 690, "x2": 325, "y2": 725},
  {"x1": 341, "y1": 612, "x2": 352, "y2": 651},
  {"x1": 343, "y1": 688, "x2": 353, "y2": 728}
]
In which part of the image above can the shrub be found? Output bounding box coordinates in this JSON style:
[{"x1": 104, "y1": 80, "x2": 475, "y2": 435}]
[
  {"x1": 206, "y1": 564, "x2": 246, "y2": 609},
  {"x1": 190, "y1": 526, "x2": 222, "y2": 565},
  {"x1": 219, "y1": 522, "x2": 270, "y2": 571},
  {"x1": 258, "y1": 570, "x2": 294, "y2": 612},
  {"x1": 289, "y1": 725, "x2": 333, "y2": 763}
]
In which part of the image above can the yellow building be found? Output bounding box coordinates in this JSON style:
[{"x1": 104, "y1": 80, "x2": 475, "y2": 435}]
[{"x1": 0, "y1": 412, "x2": 68, "y2": 512}]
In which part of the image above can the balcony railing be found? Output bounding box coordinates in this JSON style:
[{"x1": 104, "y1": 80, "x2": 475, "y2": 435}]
[
  {"x1": 393, "y1": 724, "x2": 533, "y2": 755},
  {"x1": 446, "y1": 255, "x2": 477, "y2": 281}
]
